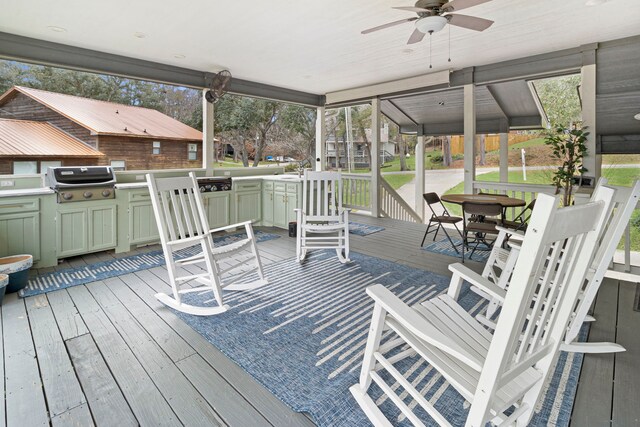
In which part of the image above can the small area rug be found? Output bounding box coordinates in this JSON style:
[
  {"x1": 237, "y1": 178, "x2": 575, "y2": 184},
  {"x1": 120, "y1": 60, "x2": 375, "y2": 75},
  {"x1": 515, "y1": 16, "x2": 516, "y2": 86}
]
[
  {"x1": 19, "y1": 231, "x2": 280, "y2": 298},
  {"x1": 422, "y1": 237, "x2": 491, "y2": 263},
  {"x1": 349, "y1": 222, "x2": 385, "y2": 236},
  {"x1": 174, "y1": 250, "x2": 586, "y2": 427}
]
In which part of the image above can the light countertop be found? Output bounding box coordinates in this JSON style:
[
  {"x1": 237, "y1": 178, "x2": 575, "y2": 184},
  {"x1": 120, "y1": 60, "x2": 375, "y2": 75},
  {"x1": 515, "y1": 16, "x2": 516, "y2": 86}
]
[
  {"x1": 115, "y1": 175, "x2": 302, "y2": 190},
  {"x1": 0, "y1": 188, "x2": 55, "y2": 198}
]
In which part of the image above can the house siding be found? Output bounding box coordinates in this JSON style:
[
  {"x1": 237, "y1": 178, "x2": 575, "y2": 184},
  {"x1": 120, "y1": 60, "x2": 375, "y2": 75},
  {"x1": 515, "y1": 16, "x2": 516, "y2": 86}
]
[
  {"x1": 0, "y1": 157, "x2": 100, "y2": 175},
  {"x1": 95, "y1": 135, "x2": 202, "y2": 170}
]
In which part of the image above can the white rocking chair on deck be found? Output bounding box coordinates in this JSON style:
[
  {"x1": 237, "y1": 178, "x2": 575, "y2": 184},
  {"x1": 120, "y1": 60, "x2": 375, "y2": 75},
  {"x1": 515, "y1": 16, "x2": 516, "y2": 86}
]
[
  {"x1": 296, "y1": 170, "x2": 350, "y2": 264},
  {"x1": 147, "y1": 172, "x2": 267, "y2": 316},
  {"x1": 450, "y1": 179, "x2": 640, "y2": 354},
  {"x1": 350, "y1": 189, "x2": 615, "y2": 427}
]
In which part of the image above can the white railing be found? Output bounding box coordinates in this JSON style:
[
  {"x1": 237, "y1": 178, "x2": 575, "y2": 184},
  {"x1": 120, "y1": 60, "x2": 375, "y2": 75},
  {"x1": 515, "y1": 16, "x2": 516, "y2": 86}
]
[
  {"x1": 380, "y1": 179, "x2": 422, "y2": 223},
  {"x1": 473, "y1": 180, "x2": 639, "y2": 274},
  {"x1": 342, "y1": 173, "x2": 371, "y2": 211}
]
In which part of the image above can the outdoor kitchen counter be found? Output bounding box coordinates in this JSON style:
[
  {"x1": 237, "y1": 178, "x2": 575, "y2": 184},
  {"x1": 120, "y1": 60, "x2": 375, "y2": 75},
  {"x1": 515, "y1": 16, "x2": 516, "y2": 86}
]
[
  {"x1": 0, "y1": 187, "x2": 55, "y2": 198},
  {"x1": 114, "y1": 174, "x2": 302, "y2": 190}
]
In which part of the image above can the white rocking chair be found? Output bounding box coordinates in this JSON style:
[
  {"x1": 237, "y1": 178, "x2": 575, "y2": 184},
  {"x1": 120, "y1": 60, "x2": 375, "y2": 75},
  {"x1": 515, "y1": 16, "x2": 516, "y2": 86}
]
[
  {"x1": 295, "y1": 170, "x2": 350, "y2": 264},
  {"x1": 351, "y1": 189, "x2": 615, "y2": 427},
  {"x1": 147, "y1": 172, "x2": 267, "y2": 316},
  {"x1": 451, "y1": 179, "x2": 640, "y2": 354}
]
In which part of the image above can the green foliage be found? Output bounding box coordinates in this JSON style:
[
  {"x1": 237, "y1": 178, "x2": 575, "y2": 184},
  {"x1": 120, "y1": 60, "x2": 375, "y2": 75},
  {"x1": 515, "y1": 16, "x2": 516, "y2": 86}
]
[
  {"x1": 544, "y1": 125, "x2": 589, "y2": 206},
  {"x1": 430, "y1": 154, "x2": 443, "y2": 163},
  {"x1": 534, "y1": 74, "x2": 582, "y2": 128}
]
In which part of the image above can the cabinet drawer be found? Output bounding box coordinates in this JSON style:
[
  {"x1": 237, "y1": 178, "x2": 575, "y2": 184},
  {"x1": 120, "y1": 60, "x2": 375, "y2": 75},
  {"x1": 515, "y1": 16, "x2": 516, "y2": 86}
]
[
  {"x1": 128, "y1": 190, "x2": 151, "y2": 202},
  {"x1": 263, "y1": 181, "x2": 274, "y2": 191},
  {"x1": 286, "y1": 183, "x2": 298, "y2": 193},
  {"x1": 234, "y1": 181, "x2": 261, "y2": 192},
  {"x1": 274, "y1": 182, "x2": 286, "y2": 192},
  {"x1": 0, "y1": 197, "x2": 39, "y2": 213}
]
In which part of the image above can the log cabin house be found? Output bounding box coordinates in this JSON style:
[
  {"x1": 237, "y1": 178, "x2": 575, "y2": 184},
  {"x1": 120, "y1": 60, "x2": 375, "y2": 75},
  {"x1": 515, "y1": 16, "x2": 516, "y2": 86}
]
[{"x1": 0, "y1": 86, "x2": 202, "y2": 173}]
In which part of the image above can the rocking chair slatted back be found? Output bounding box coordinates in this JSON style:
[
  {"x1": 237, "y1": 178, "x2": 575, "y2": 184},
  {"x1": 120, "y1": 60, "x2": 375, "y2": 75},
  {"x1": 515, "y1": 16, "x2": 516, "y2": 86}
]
[
  {"x1": 468, "y1": 188, "x2": 615, "y2": 423},
  {"x1": 302, "y1": 170, "x2": 343, "y2": 222}
]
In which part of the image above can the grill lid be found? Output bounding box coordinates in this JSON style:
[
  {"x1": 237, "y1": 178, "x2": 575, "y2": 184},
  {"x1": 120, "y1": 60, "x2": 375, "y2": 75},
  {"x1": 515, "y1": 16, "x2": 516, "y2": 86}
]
[{"x1": 47, "y1": 166, "x2": 116, "y2": 187}]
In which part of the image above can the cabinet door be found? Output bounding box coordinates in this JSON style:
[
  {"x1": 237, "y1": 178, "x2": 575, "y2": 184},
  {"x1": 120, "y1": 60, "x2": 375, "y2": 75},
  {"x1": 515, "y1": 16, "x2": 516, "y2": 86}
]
[
  {"x1": 205, "y1": 193, "x2": 231, "y2": 229},
  {"x1": 129, "y1": 201, "x2": 160, "y2": 245},
  {"x1": 88, "y1": 206, "x2": 117, "y2": 251},
  {"x1": 236, "y1": 192, "x2": 261, "y2": 223},
  {"x1": 57, "y1": 208, "x2": 88, "y2": 257},
  {"x1": 273, "y1": 191, "x2": 288, "y2": 228},
  {"x1": 286, "y1": 191, "x2": 298, "y2": 225},
  {"x1": 262, "y1": 190, "x2": 274, "y2": 226},
  {"x1": 0, "y1": 212, "x2": 40, "y2": 261}
]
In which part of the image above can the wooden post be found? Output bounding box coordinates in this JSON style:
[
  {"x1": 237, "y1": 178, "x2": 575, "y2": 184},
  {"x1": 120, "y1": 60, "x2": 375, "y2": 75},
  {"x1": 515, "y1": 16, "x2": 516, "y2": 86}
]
[
  {"x1": 464, "y1": 84, "x2": 476, "y2": 194},
  {"x1": 202, "y1": 89, "x2": 215, "y2": 176},
  {"x1": 581, "y1": 52, "x2": 601, "y2": 181},
  {"x1": 315, "y1": 106, "x2": 326, "y2": 171},
  {"x1": 370, "y1": 98, "x2": 381, "y2": 217},
  {"x1": 415, "y1": 132, "x2": 425, "y2": 221},
  {"x1": 499, "y1": 131, "x2": 509, "y2": 183}
]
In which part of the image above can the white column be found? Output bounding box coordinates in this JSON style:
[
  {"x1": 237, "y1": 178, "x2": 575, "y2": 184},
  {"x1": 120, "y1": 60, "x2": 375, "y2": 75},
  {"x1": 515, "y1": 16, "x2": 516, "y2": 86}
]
[
  {"x1": 463, "y1": 84, "x2": 476, "y2": 194},
  {"x1": 499, "y1": 132, "x2": 509, "y2": 183},
  {"x1": 370, "y1": 98, "x2": 381, "y2": 217},
  {"x1": 315, "y1": 106, "x2": 326, "y2": 171},
  {"x1": 581, "y1": 62, "x2": 601, "y2": 180},
  {"x1": 202, "y1": 89, "x2": 215, "y2": 176},
  {"x1": 415, "y1": 133, "x2": 425, "y2": 221}
]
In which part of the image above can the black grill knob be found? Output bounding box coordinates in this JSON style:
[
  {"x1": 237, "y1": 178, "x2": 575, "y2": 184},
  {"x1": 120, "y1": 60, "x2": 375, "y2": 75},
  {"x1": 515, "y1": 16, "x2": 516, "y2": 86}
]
[
  {"x1": 101, "y1": 189, "x2": 111, "y2": 197},
  {"x1": 83, "y1": 191, "x2": 93, "y2": 199},
  {"x1": 200, "y1": 186, "x2": 206, "y2": 192},
  {"x1": 62, "y1": 192, "x2": 73, "y2": 201},
  {"x1": 212, "y1": 186, "x2": 217, "y2": 191}
]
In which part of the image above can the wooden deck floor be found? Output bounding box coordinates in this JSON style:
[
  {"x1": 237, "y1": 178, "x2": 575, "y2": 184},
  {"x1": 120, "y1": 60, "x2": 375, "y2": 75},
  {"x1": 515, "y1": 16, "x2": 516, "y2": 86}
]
[{"x1": 2, "y1": 214, "x2": 638, "y2": 426}]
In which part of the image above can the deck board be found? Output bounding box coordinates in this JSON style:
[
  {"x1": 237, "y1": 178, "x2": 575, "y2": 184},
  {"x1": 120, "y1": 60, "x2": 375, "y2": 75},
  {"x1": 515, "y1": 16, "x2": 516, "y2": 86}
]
[
  {"x1": 5, "y1": 216, "x2": 639, "y2": 426},
  {"x1": 66, "y1": 333, "x2": 138, "y2": 427}
]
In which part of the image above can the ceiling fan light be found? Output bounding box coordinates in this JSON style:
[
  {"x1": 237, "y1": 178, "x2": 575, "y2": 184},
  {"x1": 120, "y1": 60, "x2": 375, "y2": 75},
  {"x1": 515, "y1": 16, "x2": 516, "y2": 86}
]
[{"x1": 415, "y1": 16, "x2": 448, "y2": 34}]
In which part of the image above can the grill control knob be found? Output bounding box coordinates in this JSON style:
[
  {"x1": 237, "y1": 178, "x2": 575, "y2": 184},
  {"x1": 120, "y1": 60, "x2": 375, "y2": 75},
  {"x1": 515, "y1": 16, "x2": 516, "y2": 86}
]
[
  {"x1": 83, "y1": 191, "x2": 93, "y2": 199},
  {"x1": 211, "y1": 186, "x2": 217, "y2": 191},
  {"x1": 101, "y1": 189, "x2": 111, "y2": 197},
  {"x1": 62, "y1": 192, "x2": 73, "y2": 201},
  {"x1": 199, "y1": 186, "x2": 206, "y2": 192}
]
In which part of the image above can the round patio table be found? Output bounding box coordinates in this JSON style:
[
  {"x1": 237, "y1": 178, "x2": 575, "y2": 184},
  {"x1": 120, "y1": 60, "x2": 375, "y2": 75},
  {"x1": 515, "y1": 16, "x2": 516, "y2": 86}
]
[{"x1": 440, "y1": 194, "x2": 526, "y2": 208}]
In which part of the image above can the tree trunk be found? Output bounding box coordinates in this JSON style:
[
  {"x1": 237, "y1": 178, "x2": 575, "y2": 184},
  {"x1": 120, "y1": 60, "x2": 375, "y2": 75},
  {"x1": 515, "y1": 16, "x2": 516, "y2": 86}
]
[
  {"x1": 443, "y1": 135, "x2": 452, "y2": 166},
  {"x1": 241, "y1": 143, "x2": 249, "y2": 167},
  {"x1": 253, "y1": 133, "x2": 267, "y2": 167},
  {"x1": 479, "y1": 134, "x2": 486, "y2": 166},
  {"x1": 397, "y1": 133, "x2": 407, "y2": 171}
]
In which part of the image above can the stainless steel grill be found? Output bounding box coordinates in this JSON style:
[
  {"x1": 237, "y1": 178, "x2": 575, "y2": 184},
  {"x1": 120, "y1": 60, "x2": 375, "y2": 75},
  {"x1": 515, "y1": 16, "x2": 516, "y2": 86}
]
[{"x1": 46, "y1": 166, "x2": 116, "y2": 203}]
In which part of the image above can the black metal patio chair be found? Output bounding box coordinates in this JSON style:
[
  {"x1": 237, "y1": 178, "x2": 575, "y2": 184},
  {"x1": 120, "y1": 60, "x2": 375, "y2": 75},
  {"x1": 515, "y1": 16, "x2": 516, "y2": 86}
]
[
  {"x1": 461, "y1": 201, "x2": 503, "y2": 262},
  {"x1": 421, "y1": 192, "x2": 463, "y2": 253}
]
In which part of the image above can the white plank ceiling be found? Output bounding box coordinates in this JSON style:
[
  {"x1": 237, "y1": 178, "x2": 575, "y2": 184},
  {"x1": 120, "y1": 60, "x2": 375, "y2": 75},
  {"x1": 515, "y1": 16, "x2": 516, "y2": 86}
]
[{"x1": 0, "y1": 0, "x2": 639, "y2": 95}]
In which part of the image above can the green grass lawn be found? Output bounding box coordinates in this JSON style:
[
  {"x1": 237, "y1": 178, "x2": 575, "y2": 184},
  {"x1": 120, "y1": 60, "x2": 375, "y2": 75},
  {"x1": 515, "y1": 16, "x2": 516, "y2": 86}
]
[
  {"x1": 507, "y1": 137, "x2": 546, "y2": 150},
  {"x1": 384, "y1": 173, "x2": 414, "y2": 190}
]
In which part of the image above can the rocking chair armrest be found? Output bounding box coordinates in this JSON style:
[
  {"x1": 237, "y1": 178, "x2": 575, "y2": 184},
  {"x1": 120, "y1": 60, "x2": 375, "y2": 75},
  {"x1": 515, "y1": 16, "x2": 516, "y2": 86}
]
[
  {"x1": 366, "y1": 284, "x2": 484, "y2": 371},
  {"x1": 495, "y1": 225, "x2": 525, "y2": 240},
  {"x1": 209, "y1": 221, "x2": 253, "y2": 234},
  {"x1": 448, "y1": 263, "x2": 507, "y2": 303},
  {"x1": 166, "y1": 231, "x2": 212, "y2": 247}
]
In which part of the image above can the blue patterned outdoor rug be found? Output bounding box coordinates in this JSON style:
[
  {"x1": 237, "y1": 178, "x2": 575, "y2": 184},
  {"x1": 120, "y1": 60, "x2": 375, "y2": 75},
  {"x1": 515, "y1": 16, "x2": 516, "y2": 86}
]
[
  {"x1": 19, "y1": 231, "x2": 280, "y2": 298},
  {"x1": 422, "y1": 237, "x2": 491, "y2": 263},
  {"x1": 173, "y1": 251, "x2": 586, "y2": 427},
  {"x1": 349, "y1": 222, "x2": 385, "y2": 236}
]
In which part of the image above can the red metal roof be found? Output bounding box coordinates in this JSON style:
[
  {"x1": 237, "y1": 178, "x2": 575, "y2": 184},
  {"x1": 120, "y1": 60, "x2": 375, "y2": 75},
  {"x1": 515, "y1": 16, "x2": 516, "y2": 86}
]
[
  {"x1": 0, "y1": 86, "x2": 203, "y2": 142},
  {"x1": 0, "y1": 118, "x2": 104, "y2": 157}
]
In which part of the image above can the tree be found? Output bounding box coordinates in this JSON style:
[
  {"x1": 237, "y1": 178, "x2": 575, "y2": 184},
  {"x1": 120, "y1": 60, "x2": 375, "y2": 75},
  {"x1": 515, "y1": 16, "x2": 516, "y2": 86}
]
[
  {"x1": 442, "y1": 136, "x2": 452, "y2": 166},
  {"x1": 278, "y1": 104, "x2": 316, "y2": 164},
  {"x1": 534, "y1": 75, "x2": 582, "y2": 128},
  {"x1": 544, "y1": 125, "x2": 589, "y2": 206}
]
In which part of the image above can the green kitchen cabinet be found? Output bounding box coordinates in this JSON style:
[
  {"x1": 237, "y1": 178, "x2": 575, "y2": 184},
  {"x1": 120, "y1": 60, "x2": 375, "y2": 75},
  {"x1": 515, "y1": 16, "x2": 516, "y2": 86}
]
[
  {"x1": 234, "y1": 180, "x2": 261, "y2": 223},
  {"x1": 203, "y1": 192, "x2": 231, "y2": 229},
  {"x1": 129, "y1": 200, "x2": 160, "y2": 245},
  {"x1": 88, "y1": 205, "x2": 117, "y2": 251},
  {"x1": 0, "y1": 196, "x2": 41, "y2": 261},
  {"x1": 56, "y1": 207, "x2": 88, "y2": 257},
  {"x1": 261, "y1": 181, "x2": 275, "y2": 226},
  {"x1": 263, "y1": 180, "x2": 301, "y2": 229},
  {"x1": 57, "y1": 203, "x2": 117, "y2": 258}
]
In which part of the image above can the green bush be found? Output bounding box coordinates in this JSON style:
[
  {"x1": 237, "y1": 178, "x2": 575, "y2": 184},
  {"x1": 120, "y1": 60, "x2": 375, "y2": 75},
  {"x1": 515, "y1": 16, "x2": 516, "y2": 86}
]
[
  {"x1": 452, "y1": 154, "x2": 464, "y2": 161},
  {"x1": 430, "y1": 155, "x2": 443, "y2": 163},
  {"x1": 284, "y1": 164, "x2": 297, "y2": 172}
]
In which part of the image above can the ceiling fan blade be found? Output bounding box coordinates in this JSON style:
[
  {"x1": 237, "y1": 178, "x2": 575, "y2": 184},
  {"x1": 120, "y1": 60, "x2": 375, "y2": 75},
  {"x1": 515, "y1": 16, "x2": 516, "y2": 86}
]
[
  {"x1": 362, "y1": 17, "x2": 417, "y2": 34},
  {"x1": 441, "y1": 0, "x2": 493, "y2": 12},
  {"x1": 447, "y1": 14, "x2": 494, "y2": 31},
  {"x1": 407, "y1": 28, "x2": 426, "y2": 44},
  {"x1": 392, "y1": 6, "x2": 431, "y2": 13}
]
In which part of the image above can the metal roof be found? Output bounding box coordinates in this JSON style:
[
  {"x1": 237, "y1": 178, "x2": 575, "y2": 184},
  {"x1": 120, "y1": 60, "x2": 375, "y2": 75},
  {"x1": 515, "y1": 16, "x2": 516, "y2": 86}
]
[
  {"x1": 0, "y1": 118, "x2": 104, "y2": 157},
  {"x1": 0, "y1": 86, "x2": 203, "y2": 141},
  {"x1": 381, "y1": 79, "x2": 546, "y2": 136}
]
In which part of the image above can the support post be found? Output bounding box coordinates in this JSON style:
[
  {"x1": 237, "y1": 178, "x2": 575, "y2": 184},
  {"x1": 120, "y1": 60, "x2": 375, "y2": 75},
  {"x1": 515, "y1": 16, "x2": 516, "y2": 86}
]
[
  {"x1": 463, "y1": 84, "x2": 476, "y2": 194},
  {"x1": 315, "y1": 106, "x2": 326, "y2": 171},
  {"x1": 581, "y1": 51, "x2": 601, "y2": 181},
  {"x1": 415, "y1": 132, "x2": 425, "y2": 221},
  {"x1": 202, "y1": 89, "x2": 215, "y2": 176},
  {"x1": 499, "y1": 131, "x2": 509, "y2": 183},
  {"x1": 370, "y1": 98, "x2": 381, "y2": 217}
]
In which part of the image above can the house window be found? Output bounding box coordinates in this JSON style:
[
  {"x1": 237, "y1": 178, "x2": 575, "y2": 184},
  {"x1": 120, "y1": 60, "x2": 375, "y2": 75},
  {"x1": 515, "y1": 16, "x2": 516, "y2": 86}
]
[
  {"x1": 40, "y1": 160, "x2": 62, "y2": 173},
  {"x1": 13, "y1": 161, "x2": 37, "y2": 175},
  {"x1": 188, "y1": 143, "x2": 198, "y2": 160},
  {"x1": 152, "y1": 141, "x2": 161, "y2": 155},
  {"x1": 111, "y1": 160, "x2": 126, "y2": 171}
]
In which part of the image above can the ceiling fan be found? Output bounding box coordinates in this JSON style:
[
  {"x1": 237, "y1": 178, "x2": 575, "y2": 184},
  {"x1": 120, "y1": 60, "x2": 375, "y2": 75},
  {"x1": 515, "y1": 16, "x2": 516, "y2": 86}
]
[{"x1": 362, "y1": 0, "x2": 494, "y2": 45}]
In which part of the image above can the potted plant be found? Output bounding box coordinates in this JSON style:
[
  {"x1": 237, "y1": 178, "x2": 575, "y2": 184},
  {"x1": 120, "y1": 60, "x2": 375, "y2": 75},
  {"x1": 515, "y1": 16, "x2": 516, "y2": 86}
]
[{"x1": 544, "y1": 125, "x2": 589, "y2": 206}]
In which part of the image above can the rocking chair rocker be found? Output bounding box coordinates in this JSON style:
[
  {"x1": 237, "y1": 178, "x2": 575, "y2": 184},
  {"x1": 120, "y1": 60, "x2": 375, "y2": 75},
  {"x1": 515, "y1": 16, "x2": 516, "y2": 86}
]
[
  {"x1": 351, "y1": 189, "x2": 615, "y2": 426},
  {"x1": 296, "y1": 170, "x2": 350, "y2": 264},
  {"x1": 147, "y1": 172, "x2": 267, "y2": 316}
]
